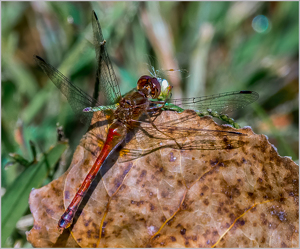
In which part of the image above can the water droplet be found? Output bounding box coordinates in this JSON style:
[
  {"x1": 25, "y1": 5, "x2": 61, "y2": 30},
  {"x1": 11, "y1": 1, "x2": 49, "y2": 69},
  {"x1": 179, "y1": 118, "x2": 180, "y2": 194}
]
[{"x1": 252, "y1": 15, "x2": 270, "y2": 33}]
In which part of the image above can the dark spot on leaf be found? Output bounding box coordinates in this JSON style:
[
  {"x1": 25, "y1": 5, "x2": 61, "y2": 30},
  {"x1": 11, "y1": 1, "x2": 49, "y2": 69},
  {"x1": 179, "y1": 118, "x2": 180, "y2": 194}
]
[
  {"x1": 113, "y1": 164, "x2": 132, "y2": 188},
  {"x1": 177, "y1": 179, "x2": 183, "y2": 187},
  {"x1": 260, "y1": 213, "x2": 268, "y2": 225},
  {"x1": 101, "y1": 222, "x2": 107, "y2": 236},
  {"x1": 181, "y1": 201, "x2": 188, "y2": 210},
  {"x1": 279, "y1": 198, "x2": 285, "y2": 204},
  {"x1": 45, "y1": 208, "x2": 54, "y2": 216},
  {"x1": 153, "y1": 234, "x2": 160, "y2": 239},
  {"x1": 203, "y1": 199, "x2": 209, "y2": 205},
  {"x1": 161, "y1": 216, "x2": 166, "y2": 223},
  {"x1": 84, "y1": 219, "x2": 91, "y2": 227},
  {"x1": 289, "y1": 192, "x2": 295, "y2": 197},
  {"x1": 64, "y1": 190, "x2": 70, "y2": 200},
  {"x1": 161, "y1": 191, "x2": 168, "y2": 198},
  {"x1": 201, "y1": 185, "x2": 209, "y2": 192},
  {"x1": 169, "y1": 152, "x2": 176, "y2": 162},
  {"x1": 270, "y1": 208, "x2": 287, "y2": 222},
  {"x1": 229, "y1": 213, "x2": 236, "y2": 222},
  {"x1": 180, "y1": 228, "x2": 186, "y2": 235},
  {"x1": 150, "y1": 203, "x2": 155, "y2": 211},
  {"x1": 247, "y1": 192, "x2": 255, "y2": 201},
  {"x1": 238, "y1": 219, "x2": 245, "y2": 226},
  {"x1": 203, "y1": 229, "x2": 211, "y2": 238},
  {"x1": 140, "y1": 170, "x2": 147, "y2": 178},
  {"x1": 222, "y1": 184, "x2": 241, "y2": 199},
  {"x1": 210, "y1": 159, "x2": 218, "y2": 166},
  {"x1": 167, "y1": 217, "x2": 174, "y2": 226}
]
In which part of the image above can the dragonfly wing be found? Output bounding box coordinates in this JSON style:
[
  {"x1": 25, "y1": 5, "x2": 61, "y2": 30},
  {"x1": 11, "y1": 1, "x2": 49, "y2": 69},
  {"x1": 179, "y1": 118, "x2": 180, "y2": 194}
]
[
  {"x1": 168, "y1": 91, "x2": 259, "y2": 115},
  {"x1": 118, "y1": 111, "x2": 248, "y2": 162},
  {"x1": 34, "y1": 55, "x2": 101, "y2": 124},
  {"x1": 92, "y1": 11, "x2": 122, "y2": 105}
]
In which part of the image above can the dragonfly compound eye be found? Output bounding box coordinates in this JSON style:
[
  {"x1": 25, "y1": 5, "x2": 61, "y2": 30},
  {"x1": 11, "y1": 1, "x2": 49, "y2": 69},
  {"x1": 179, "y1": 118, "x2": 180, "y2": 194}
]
[{"x1": 137, "y1": 75, "x2": 161, "y2": 99}]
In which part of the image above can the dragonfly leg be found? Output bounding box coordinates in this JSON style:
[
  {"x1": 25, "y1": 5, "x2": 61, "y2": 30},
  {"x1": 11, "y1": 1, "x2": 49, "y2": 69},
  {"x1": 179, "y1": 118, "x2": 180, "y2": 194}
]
[
  {"x1": 147, "y1": 85, "x2": 173, "y2": 114},
  {"x1": 143, "y1": 112, "x2": 182, "y2": 149},
  {"x1": 147, "y1": 104, "x2": 164, "y2": 110},
  {"x1": 149, "y1": 100, "x2": 165, "y2": 105}
]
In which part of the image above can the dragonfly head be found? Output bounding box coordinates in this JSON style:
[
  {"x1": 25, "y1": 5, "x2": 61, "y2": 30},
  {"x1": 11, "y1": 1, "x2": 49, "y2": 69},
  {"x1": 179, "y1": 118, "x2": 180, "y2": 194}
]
[{"x1": 137, "y1": 75, "x2": 161, "y2": 99}]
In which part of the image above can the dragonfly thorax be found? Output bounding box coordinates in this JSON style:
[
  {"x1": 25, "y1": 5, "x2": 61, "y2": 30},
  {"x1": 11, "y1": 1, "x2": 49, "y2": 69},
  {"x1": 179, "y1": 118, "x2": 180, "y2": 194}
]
[
  {"x1": 137, "y1": 75, "x2": 161, "y2": 99},
  {"x1": 114, "y1": 90, "x2": 149, "y2": 124}
]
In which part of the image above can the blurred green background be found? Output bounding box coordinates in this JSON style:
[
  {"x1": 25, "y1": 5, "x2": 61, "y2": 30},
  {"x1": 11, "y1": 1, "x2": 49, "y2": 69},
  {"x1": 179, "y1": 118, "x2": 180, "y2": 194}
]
[{"x1": 1, "y1": 1, "x2": 298, "y2": 247}]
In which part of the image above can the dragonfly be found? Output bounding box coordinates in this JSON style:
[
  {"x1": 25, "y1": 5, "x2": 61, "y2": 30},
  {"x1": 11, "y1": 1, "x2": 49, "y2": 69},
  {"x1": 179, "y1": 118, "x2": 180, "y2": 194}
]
[{"x1": 34, "y1": 10, "x2": 259, "y2": 233}]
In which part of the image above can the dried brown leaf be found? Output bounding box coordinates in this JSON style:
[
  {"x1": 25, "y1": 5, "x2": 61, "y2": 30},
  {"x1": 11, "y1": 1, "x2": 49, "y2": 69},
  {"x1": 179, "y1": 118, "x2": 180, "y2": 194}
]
[
  {"x1": 26, "y1": 170, "x2": 80, "y2": 247},
  {"x1": 27, "y1": 110, "x2": 299, "y2": 248}
]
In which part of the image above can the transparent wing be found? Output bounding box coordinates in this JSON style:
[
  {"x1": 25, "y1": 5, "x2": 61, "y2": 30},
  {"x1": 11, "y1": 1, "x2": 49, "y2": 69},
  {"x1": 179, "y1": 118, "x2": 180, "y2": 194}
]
[
  {"x1": 168, "y1": 91, "x2": 259, "y2": 114},
  {"x1": 92, "y1": 10, "x2": 121, "y2": 105},
  {"x1": 117, "y1": 112, "x2": 248, "y2": 162},
  {"x1": 34, "y1": 55, "x2": 100, "y2": 124}
]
